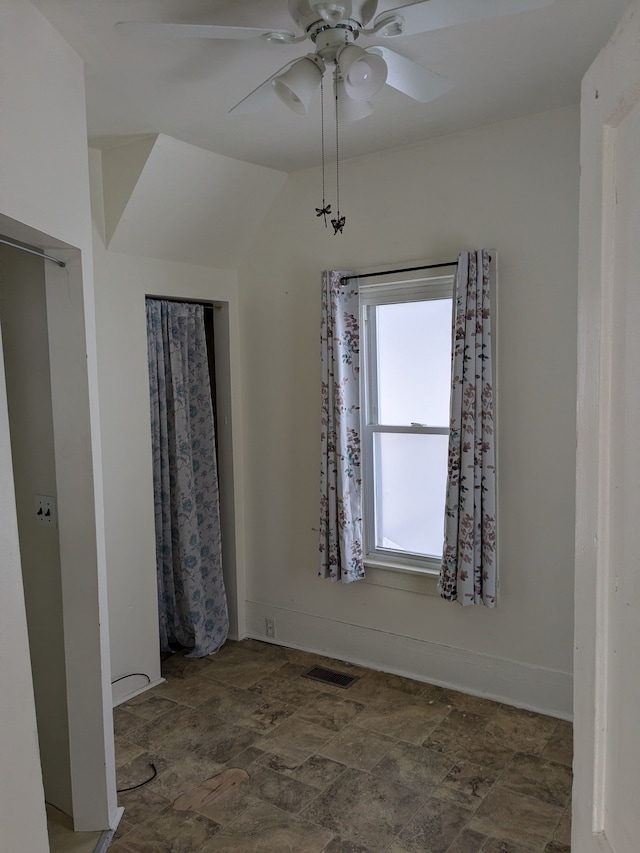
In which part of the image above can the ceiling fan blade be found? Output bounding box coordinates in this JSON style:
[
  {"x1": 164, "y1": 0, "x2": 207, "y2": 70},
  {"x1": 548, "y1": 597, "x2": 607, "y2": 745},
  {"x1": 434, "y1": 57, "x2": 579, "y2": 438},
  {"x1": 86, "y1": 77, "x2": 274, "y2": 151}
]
[
  {"x1": 372, "y1": 0, "x2": 556, "y2": 37},
  {"x1": 367, "y1": 46, "x2": 451, "y2": 103},
  {"x1": 229, "y1": 60, "x2": 298, "y2": 115},
  {"x1": 115, "y1": 21, "x2": 299, "y2": 42}
]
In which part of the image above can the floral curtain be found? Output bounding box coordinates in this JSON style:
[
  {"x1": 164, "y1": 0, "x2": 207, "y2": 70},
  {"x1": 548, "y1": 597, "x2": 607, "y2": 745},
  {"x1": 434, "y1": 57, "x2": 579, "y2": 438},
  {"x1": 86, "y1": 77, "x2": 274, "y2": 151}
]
[
  {"x1": 439, "y1": 250, "x2": 497, "y2": 606},
  {"x1": 146, "y1": 298, "x2": 229, "y2": 656},
  {"x1": 319, "y1": 270, "x2": 364, "y2": 583}
]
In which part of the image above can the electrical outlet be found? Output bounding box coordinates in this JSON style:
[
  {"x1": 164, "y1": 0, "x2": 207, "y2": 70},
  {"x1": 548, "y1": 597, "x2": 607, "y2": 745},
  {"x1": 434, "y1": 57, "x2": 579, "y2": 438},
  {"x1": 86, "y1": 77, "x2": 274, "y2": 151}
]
[
  {"x1": 265, "y1": 617, "x2": 276, "y2": 638},
  {"x1": 35, "y1": 494, "x2": 57, "y2": 528}
]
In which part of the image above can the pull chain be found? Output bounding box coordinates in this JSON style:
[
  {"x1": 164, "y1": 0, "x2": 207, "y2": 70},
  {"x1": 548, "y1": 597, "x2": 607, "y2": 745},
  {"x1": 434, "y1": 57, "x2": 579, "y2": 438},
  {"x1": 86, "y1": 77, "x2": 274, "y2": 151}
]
[
  {"x1": 315, "y1": 76, "x2": 331, "y2": 226},
  {"x1": 331, "y1": 68, "x2": 346, "y2": 234}
]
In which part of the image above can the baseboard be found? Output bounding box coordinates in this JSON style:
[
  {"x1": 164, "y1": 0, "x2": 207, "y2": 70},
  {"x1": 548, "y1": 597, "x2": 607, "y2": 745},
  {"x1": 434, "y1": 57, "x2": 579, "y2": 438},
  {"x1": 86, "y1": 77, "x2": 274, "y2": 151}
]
[
  {"x1": 92, "y1": 806, "x2": 124, "y2": 852},
  {"x1": 245, "y1": 601, "x2": 573, "y2": 720},
  {"x1": 112, "y1": 677, "x2": 165, "y2": 707}
]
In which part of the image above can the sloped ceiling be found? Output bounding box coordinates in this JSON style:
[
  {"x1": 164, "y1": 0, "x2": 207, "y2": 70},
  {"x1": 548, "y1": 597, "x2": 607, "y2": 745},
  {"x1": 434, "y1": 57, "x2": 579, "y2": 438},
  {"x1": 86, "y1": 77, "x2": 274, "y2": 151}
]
[{"x1": 100, "y1": 133, "x2": 287, "y2": 268}]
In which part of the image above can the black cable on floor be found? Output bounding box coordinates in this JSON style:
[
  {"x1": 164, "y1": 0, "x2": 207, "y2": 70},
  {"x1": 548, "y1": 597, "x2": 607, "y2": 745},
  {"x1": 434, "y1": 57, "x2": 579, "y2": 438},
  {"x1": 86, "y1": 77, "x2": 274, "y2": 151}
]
[
  {"x1": 112, "y1": 672, "x2": 155, "y2": 793},
  {"x1": 111, "y1": 672, "x2": 151, "y2": 686},
  {"x1": 117, "y1": 763, "x2": 157, "y2": 794}
]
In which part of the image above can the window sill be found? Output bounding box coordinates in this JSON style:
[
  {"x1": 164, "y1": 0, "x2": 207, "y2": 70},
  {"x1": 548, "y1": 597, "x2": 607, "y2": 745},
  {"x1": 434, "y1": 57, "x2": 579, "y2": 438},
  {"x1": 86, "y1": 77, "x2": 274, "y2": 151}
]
[{"x1": 363, "y1": 558, "x2": 440, "y2": 596}]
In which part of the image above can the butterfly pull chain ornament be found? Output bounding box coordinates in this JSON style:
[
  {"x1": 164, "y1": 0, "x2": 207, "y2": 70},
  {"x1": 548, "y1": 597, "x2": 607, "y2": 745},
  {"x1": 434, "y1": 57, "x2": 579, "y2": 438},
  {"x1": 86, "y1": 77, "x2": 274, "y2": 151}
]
[{"x1": 331, "y1": 215, "x2": 345, "y2": 234}]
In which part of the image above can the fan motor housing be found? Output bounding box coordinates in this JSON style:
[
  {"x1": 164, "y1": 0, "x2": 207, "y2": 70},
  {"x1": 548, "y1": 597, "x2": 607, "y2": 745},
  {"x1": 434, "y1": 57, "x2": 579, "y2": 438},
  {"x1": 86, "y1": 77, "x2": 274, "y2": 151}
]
[
  {"x1": 312, "y1": 24, "x2": 358, "y2": 60},
  {"x1": 289, "y1": 0, "x2": 378, "y2": 33}
]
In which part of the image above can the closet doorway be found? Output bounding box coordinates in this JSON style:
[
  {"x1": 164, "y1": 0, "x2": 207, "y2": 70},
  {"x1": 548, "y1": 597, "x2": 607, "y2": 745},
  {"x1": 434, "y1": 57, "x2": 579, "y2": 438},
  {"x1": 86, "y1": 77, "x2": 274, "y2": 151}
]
[
  {"x1": 145, "y1": 296, "x2": 239, "y2": 649},
  {"x1": 0, "y1": 223, "x2": 116, "y2": 833}
]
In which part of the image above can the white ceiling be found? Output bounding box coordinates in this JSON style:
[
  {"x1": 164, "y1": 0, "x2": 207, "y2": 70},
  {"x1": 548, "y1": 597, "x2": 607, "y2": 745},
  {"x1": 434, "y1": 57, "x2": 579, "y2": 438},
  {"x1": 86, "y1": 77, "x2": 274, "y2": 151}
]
[{"x1": 32, "y1": 0, "x2": 631, "y2": 173}]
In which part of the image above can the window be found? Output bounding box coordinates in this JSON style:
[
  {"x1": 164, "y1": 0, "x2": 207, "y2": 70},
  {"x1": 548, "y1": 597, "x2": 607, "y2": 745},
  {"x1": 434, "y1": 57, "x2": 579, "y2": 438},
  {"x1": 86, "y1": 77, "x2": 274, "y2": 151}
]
[{"x1": 360, "y1": 272, "x2": 454, "y2": 574}]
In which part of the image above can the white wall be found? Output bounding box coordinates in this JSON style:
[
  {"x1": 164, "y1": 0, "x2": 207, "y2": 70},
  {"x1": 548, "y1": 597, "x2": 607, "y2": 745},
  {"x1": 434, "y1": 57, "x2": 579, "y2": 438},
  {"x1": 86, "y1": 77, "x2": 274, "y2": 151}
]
[
  {"x1": 89, "y1": 106, "x2": 577, "y2": 719},
  {"x1": 0, "y1": 0, "x2": 117, "y2": 834},
  {"x1": 238, "y1": 106, "x2": 579, "y2": 719},
  {"x1": 90, "y1": 149, "x2": 248, "y2": 703},
  {"x1": 0, "y1": 247, "x2": 72, "y2": 814}
]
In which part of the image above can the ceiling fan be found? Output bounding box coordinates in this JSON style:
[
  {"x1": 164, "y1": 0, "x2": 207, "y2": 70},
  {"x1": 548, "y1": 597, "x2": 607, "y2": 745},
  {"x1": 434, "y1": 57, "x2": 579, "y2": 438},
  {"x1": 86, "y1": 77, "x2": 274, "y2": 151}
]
[{"x1": 116, "y1": 0, "x2": 556, "y2": 119}]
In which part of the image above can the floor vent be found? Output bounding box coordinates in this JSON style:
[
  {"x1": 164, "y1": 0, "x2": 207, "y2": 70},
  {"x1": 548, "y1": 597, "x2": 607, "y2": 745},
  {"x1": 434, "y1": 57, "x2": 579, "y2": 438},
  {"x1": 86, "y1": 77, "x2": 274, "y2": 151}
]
[{"x1": 302, "y1": 666, "x2": 359, "y2": 689}]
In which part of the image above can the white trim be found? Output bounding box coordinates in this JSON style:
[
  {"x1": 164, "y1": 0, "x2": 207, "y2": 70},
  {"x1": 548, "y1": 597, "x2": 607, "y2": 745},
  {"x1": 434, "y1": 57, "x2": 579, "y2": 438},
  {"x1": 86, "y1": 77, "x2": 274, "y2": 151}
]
[
  {"x1": 364, "y1": 564, "x2": 440, "y2": 595},
  {"x1": 593, "y1": 833, "x2": 614, "y2": 853},
  {"x1": 245, "y1": 600, "x2": 573, "y2": 719},
  {"x1": 356, "y1": 257, "x2": 457, "y2": 281},
  {"x1": 112, "y1": 677, "x2": 165, "y2": 708},
  {"x1": 368, "y1": 425, "x2": 448, "y2": 435},
  {"x1": 45, "y1": 251, "x2": 117, "y2": 830},
  {"x1": 91, "y1": 806, "x2": 124, "y2": 853},
  {"x1": 359, "y1": 271, "x2": 455, "y2": 570},
  {"x1": 575, "y1": 3, "x2": 640, "y2": 850},
  {"x1": 591, "y1": 121, "x2": 616, "y2": 839},
  {"x1": 359, "y1": 276, "x2": 454, "y2": 303}
]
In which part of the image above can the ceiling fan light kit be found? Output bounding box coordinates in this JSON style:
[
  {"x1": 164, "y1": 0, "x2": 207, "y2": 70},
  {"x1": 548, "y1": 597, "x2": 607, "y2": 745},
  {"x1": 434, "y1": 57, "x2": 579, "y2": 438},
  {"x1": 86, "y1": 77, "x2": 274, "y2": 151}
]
[
  {"x1": 336, "y1": 44, "x2": 387, "y2": 100},
  {"x1": 335, "y1": 78, "x2": 374, "y2": 121},
  {"x1": 272, "y1": 54, "x2": 326, "y2": 115},
  {"x1": 116, "y1": 0, "x2": 558, "y2": 232},
  {"x1": 117, "y1": 0, "x2": 559, "y2": 115}
]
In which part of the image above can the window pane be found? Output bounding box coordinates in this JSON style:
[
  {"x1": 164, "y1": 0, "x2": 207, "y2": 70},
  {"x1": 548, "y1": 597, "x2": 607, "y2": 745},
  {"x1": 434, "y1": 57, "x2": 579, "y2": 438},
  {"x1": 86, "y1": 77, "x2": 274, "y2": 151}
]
[
  {"x1": 374, "y1": 432, "x2": 448, "y2": 558},
  {"x1": 376, "y1": 299, "x2": 452, "y2": 426}
]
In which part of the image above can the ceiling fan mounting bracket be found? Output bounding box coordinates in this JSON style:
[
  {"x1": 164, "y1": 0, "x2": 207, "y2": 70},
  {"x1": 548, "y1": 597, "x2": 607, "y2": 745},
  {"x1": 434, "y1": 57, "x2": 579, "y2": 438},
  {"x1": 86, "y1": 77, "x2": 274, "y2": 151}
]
[
  {"x1": 308, "y1": 21, "x2": 358, "y2": 40},
  {"x1": 289, "y1": 0, "x2": 377, "y2": 32}
]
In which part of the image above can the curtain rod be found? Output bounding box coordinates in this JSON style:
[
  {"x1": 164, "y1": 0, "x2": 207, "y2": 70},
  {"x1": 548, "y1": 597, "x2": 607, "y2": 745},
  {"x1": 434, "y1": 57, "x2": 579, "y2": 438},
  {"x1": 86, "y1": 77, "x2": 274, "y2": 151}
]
[
  {"x1": 146, "y1": 295, "x2": 221, "y2": 310},
  {"x1": 340, "y1": 260, "x2": 458, "y2": 285},
  {"x1": 0, "y1": 237, "x2": 66, "y2": 268}
]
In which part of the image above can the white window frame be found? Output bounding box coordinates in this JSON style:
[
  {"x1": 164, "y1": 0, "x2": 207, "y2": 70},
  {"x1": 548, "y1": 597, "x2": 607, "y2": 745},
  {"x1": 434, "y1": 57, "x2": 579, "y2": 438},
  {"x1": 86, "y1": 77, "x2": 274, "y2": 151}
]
[{"x1": 360, "y1": 270, "x2": 455, "y2": 579}]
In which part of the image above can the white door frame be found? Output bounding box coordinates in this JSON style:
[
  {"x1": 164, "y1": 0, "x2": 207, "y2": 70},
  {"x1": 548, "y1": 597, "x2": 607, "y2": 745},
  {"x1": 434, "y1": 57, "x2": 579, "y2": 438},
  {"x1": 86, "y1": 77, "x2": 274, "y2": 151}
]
[
  {"x1": 575, "y1": 3, "x2": 640, "y2": 850},
  {"x1": 45, "y1": 249, "x2": 118, "y2": 830},
  {"x1": 0, "y1": 214, "x2": 118, "y2": 833}
]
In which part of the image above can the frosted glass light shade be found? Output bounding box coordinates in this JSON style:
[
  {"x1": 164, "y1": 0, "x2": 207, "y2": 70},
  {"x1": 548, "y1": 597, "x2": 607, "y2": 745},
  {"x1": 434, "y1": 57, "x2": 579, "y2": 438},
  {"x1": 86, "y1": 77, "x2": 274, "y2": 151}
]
[
  {"x1": 273, "y1": 56, "x2": 324, "y2": 115},
  {"x1": 335, "y1": 78, "x2": 373, "y2": 121},
  {"x1": 337, "y1": 45, "x2": 387, "y2": 100}
]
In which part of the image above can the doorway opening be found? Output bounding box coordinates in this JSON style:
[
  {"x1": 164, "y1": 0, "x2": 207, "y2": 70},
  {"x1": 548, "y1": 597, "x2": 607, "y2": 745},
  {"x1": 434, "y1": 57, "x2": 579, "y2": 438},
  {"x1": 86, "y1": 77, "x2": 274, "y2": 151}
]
[
  {"x1": 145, "y1": 295, "x2": 239, "y2": 652},
  {"x1": 0, "y1": 215, "x2": 117, "y2": 834}
]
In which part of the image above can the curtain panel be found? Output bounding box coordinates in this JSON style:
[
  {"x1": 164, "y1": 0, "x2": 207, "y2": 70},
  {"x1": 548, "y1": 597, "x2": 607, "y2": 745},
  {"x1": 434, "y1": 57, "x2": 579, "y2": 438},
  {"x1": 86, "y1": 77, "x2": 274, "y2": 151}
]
[
  {"x1": 146, "y1": 298, "x2": 229, "y2": 656},
  {"x1": 439, "y1": 250, "x2": 497, "y2": 606},
  {"x1": 319, "y1": 270, "x2": 365, "y2": 583}
]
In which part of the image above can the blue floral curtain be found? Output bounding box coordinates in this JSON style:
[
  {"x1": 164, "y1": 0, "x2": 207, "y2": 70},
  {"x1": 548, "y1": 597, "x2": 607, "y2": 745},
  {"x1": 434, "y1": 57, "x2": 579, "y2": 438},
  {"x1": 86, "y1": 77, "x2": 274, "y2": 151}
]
[
  {"x1": 319, "y1": 270, "x2": 364, "y2": 583},
  {"x1": 439, "y1": 250, "x2": 497, "y2": 606},
  {"x1": 146, "y1": 298, "x2": 229, "y2": 656}
]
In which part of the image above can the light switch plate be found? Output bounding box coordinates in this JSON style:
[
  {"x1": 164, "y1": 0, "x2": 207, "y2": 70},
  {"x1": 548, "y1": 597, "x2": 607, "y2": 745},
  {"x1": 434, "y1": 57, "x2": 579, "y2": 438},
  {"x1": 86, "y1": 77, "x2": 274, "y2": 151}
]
[{"x1": 35, "y1": 494, "x2": 57, "y2": 528}]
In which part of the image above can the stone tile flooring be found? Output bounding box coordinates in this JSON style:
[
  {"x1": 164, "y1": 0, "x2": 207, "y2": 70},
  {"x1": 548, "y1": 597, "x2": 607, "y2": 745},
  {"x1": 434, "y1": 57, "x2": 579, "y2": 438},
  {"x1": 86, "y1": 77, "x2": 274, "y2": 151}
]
[{"x1": 110, "y1": 640, "x2": 573, "y2": 853}]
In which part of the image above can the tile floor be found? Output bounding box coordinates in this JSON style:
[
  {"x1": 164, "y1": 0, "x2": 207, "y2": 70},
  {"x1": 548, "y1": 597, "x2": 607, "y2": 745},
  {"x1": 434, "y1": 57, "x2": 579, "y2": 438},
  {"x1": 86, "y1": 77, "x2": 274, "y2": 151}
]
[{"x1": 109, "y1": 640, "x2": 572, "y2": 853}]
